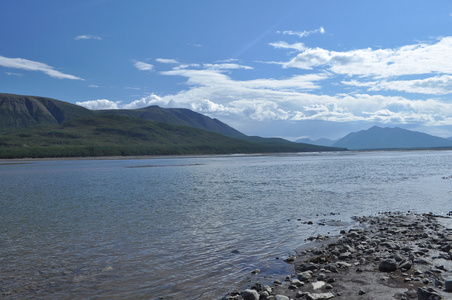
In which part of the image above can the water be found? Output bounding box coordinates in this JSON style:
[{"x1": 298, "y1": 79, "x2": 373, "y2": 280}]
[{"x1": 1, "y1": 150, "x2": 452, "y2": 299}]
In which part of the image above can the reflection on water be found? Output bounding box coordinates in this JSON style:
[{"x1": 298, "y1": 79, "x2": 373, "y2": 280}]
[{"x1": 1, "y1": 151, "x2": 452, "y2": 299}]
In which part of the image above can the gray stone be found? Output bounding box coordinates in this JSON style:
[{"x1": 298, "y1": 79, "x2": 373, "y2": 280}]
[
  {"x1": 445, "y1": 278, "x2": 452, "y2": 292},
  {"x1": 379, "y1": 259, "x2": 397, "y2": 272},
  {"x1": 275, "y1": 295, "x2": 289, "y2": 300},
  {"x1": 241, "y1": 289, "x2": 259, "y2": 300},
  {"x1": 297, "y1": 271, "x2": 312, "y2": 281},
  {"x1": 398, "y1": 260, "x2": 412, "y2": 270},
  {"x1": 304, "y1": 292, "x2": 335, "y2": 300},
  {"x1": 417, "y1": 287, "x2": 442, "y2": 300},
  {"x1": 259, "y1": 291, "x2": 270, "y2": 300}
]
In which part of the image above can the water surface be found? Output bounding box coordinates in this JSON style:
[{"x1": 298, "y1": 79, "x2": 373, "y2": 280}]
[{"x1": 1, "y1": 151, "x2": 452, "y2": 299}]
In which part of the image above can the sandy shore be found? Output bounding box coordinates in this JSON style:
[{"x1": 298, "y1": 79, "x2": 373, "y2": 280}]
[{"x1": 225, "y1": 212, "x2": 452, "y2": 300}]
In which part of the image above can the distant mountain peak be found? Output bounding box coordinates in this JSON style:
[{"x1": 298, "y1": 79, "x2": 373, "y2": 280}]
[{"x1": 333, "y1": 126, "x2": 452, "y2": 150}]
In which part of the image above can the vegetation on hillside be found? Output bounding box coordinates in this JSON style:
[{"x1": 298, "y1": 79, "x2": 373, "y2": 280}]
[{"x1": 0, "y1": 115, "x2": 343, "y2": 159}]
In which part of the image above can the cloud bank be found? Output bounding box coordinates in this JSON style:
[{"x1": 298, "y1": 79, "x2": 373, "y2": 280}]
[{"x1": 78, "y1": 35, "x2": 452, "y2": 138}]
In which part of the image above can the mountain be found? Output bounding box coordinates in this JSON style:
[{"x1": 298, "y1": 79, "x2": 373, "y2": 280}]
[
  {"x1": 332, "y1": 126, "x2": 452, "y2": 150},
  {"x1": 0, "y1": 93, "x2": 345, "y2": 158},
  {"x1": 0, "y1": 93, "x2": 243, "y2": 138},
  {"x1": 0, "y1": 93, "x2": 93, "y2": 131},
  {"x1": 0, "y1": 114, "x2": 343, "y2": 159},
  {"x1": 295, "y1": 137, "x2": 336, "y2": 147}
]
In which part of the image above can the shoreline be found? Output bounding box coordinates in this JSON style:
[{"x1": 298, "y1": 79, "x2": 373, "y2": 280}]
[{"x1": 225, "y1": 212, "x2": 452, "y2": 300}]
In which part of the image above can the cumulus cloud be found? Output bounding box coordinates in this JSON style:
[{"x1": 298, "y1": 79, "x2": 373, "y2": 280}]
[
  {"x1": 0, "y1": 55, "x2": 83, "y2": 80},
  {"x1": 76, "y1": 99, "x2": 120, "y2": 110},
  {"x1": 133, "y1": 60, "x2": 154, "y2": 71},
  {"x1": 75, "y1": 35, "x2": 102, "y2": 40},
  {"x1": 283, "y1": 37, "x2": 452, "y2": 79},
  {"x1": 122, "y1": 94, "x2": 165, "y2": 109}
]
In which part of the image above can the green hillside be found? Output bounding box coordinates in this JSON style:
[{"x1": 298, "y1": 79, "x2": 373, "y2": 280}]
[
  {"x1": 0, "y1": 115, "x2": 343, "y2": 159},
  {"x1": 98, "y1": 106, "x2": 245, "y2": 138},
  {"x1": 0, "y1": 93, "x2": 93, "y2": 131},
  {"x1": 0, "y1": 93, "x2": 243, "y2": 138}
]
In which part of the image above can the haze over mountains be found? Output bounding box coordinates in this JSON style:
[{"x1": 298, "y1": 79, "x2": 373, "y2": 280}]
[
  {"x1": 298, "y1": 126, "x2": 452, "y2": 150},
  {"x1": 0, "y1": 93, "x2": 342, "y2": 158}
]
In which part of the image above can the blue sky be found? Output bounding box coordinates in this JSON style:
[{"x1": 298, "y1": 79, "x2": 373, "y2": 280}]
[{"x1": 2, "y1": 1, "x2": 452, "y2": 140}]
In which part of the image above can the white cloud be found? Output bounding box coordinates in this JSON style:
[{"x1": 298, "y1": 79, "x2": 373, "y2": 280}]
[
  {"x1": 284, "y1": 37, "x2": 452, "y2": 78},
  {"x1": 133, "y1": 60, "x2": 154, "y2": 71},
  {"x1": 75, "y1": 35, "x2": 102, "y2": 40},
  {"x1": 156, "y1": 58, "x2": 179, "y2": 64},
  {"x1": 270, "y1": 41, "x2": 306, "y2": 52},
  {"x1": 5, "y1": 71, "x2": 23, "y2": 77},
  {"x1": 278, "y1": 27, "x2": 325, "y2": 38},
  {"x1": 344, "y1": 75, "x2": 452, "y2": 95},
  {"x1": 0, "y1": 55, "x2": 83, "y2": 80},
  {"x1": 76, "y1": 99, "x2": 120, "y2": 110},
  {"x1": 122, "y1": 94, "x2": 165, "y2": 109},
  {"x1": 203, "y1": 63, "x2": 253, "y2": 70}
]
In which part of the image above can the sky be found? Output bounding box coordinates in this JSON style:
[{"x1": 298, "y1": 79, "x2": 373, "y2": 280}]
[{"x1": 2, "y1": 1, "x2": 452, "y2": 140}]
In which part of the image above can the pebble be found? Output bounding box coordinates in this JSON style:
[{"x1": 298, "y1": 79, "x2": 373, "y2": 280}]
[{"x1": 226, "y1": 212, "x2": 452, "y2": 300}]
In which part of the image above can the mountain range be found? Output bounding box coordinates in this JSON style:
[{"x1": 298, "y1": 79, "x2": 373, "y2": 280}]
[
  {"x1": 0, "y1": 93, "x2": 343, "y2": 158},
  {"x1": 298, "y1": 126, "x2": 452, "y2": 150}
]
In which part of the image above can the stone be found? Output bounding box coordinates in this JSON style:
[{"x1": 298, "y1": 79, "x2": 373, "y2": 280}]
[
  {"x1": 398, "y1": 260, "x2": 412, "y2": 270},
  {"x1": 275, "y1": 295, "x2": 290, "y2": 300},
  {"x1": 417, "y1": 287, "x2": 442, "y2": 300},
  {"x1": 300, "y1": 262, "x2": 318, "y2": 271},
  {"x1": 291, "y1": 279, "x2": 304, "y2": 287},
  {"x1": 241, "y1": 289, "x2": 259, "y2": 300},
  {"x1": 304, "y1": 292, "x2": 335, "y2": 300},
  {"x1": 445, "y1": 278, "x2": 452, "y2": 292},
  {"x1": 259, "y1": 291, "x2": 270, "y2": 300},
  {"x1": 379, "y1": 259, "x2": 397, "y2": 272},
  {"x1": 297, "y1": 271, "x2": 312, "y2": 281},
  {"x1": 358, "y1": 289, "x2": 366, "y2": 295}
]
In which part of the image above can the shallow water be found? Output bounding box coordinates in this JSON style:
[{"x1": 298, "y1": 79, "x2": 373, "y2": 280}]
[{"x1": 1, "y1": 150, "x2": 452, "y2": 299}]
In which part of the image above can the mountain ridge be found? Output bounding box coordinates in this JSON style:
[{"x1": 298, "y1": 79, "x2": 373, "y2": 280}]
[
  {"x1": 332, "y1": 126, "x2": 452, "y2": 150},
  {"x1": 0, "y1": 93, "x2": 345, "y2": 158},
  {"x1": 0, "y1": 93, "x2": 244, "y2": 138}
]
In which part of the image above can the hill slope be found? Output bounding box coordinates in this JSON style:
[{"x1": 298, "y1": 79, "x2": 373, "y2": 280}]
[
  {"x1": 332, "y1": 126, "x2": 452, "y2": 150},
  {"x1": 295, "y1": 137, "x2": 336, "y2": 147},
  {"x1": 0, "y1": 115, "x2": 343, "y2": 158},
  {"x1": 0, "y1": 93, "x2": 93, "y2": 131},
  {"x1": 0, "y1": 93, "x2": 243, "y2": 138},
  {"x1": 98, "y1": 106, "x2": 245, "y2": 138}
]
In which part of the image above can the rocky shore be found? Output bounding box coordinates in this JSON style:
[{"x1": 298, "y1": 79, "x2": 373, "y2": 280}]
[{"x1": 224, "y1": 212, "x2": 452, "y2": 300}]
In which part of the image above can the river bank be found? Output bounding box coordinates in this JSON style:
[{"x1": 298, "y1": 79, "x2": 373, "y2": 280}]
[{"x1": 225, "y1": 212, "x2": 452, "y2": 300}]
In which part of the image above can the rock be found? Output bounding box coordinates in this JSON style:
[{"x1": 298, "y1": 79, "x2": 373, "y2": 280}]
[
  {"x1": 379, "y1": 259, "x2": 397, "y2": 272},
  {"x1": 251, "y1": 269, "x2": 260, "y2": 274},
  {"x1": 304, "y1": 292, "x2": 335, "y2": 300},
  {"x1": 445, "y1": 278, "x2": 452, "y2": 292},
  {"x1": 275, "y1": 295, "x2": 289, "y2": 300},
  {"x1": 338, "y1": 251, "x2": 352, "y2": 260},
  {"x1": 300, "y1": 262, "x2": 318, "y2": 271},
  {"x1": 259, "y1": 291, "x2": 270, "y2": 299},
  {"x1": 417, "y1": 287, "x2": 442, "y2": 300},
  {"x1": 241, "y1": 289, "x2": 259, "y2": 300},
  {"x1": 297, "y1": 271, "x2": 312, "y2": 281},
  {"x1": 291, "y1": 279, "x2": 304, "y2": 287},
  {"x1": 284, "y1": 256, "x2": 296, "y2": 263},
  {"x1": 398, "y1": 260, "x2": 412, "y2": 270},
  {"x1": 358, "y1": 289, "x2": 366, "y2": 295},
  {"x1": 317, "y1": 273, "x2": 326, "y2": 281}
]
